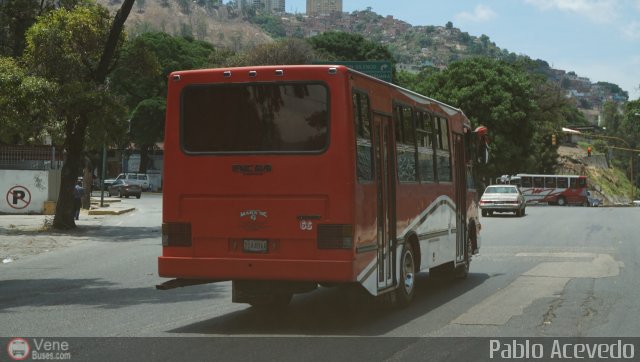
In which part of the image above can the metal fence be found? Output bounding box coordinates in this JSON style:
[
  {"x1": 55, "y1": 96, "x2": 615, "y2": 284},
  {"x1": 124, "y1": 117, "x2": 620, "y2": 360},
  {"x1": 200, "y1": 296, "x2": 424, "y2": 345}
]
[{"x1": 0, "y1": 145, "x2": 64, "y2": 170}]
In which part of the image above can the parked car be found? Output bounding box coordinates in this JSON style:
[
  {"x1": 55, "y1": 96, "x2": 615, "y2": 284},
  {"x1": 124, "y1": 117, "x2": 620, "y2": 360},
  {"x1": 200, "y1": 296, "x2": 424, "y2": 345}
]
[
  {"x1": 586, "y1": 191, "x2": 601, "y2": 207},
  {"x1": 479, "y1": 184, "x2": 526, "y2": 217},
  {"x1": 107, "y1": 179, "x2": 142, "y2": 198},
  {"x1": 104, "y1": 173, "x2": 150, "y2": 191}
]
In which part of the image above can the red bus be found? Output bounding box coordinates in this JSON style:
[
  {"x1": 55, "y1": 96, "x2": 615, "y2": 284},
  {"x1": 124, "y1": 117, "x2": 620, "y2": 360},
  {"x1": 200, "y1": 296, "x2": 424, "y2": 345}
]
[
  {"x1": 158, "y1": 65, "x2": 489, "y2": 308},
  {"x1": 497, "y1": 174, "x2": 588, "y2": 206}
]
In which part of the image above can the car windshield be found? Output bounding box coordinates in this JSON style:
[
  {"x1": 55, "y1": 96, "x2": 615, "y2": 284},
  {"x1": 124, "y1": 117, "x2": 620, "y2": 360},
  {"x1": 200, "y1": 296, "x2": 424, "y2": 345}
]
[{"x1": 486, "y1": 186, "x2": 518, "y2": 194}]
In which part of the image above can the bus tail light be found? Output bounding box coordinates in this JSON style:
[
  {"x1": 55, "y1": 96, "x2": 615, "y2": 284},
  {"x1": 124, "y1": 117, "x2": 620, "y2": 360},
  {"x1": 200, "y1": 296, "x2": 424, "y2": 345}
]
[
  {"x1": 162, "y1": 222, "x2": 192, "y2": 247},
  {"x1": 317, "y1": 224, "x2": 353, "y2": 249}
]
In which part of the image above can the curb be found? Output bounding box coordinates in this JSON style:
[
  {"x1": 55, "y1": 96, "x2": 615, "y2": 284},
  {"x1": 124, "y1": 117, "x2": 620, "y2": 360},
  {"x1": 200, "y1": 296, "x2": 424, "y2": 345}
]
[{"x1": 88, "y1": 207, "x2": 136, "y2": 216}]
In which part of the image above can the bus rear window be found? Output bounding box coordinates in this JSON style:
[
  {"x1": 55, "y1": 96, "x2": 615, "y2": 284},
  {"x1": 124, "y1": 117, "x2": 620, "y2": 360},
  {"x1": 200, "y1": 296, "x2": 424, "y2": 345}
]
[{"x1": 181, "y1": 83, "x2": 329, "y2": 153}]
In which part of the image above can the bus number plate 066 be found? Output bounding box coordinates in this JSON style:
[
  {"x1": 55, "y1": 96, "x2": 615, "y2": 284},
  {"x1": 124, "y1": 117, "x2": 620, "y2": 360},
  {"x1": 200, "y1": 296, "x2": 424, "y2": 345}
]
[{"x1": 243, "y1": 239, "x2": 268, "y2": 253}]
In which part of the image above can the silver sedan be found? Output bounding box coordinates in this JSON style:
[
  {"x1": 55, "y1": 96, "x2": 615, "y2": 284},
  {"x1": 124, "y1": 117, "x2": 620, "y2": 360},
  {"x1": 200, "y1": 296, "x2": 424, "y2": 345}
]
[{"x1": 480, "y1": 185, "x2": 526, "y2": 217}]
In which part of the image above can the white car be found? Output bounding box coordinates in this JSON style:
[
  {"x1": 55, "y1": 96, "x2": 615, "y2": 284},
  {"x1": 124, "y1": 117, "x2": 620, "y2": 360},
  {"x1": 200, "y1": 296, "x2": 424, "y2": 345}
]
[
  {"x1": 480, "y1": 185, "x2": 526, "y2": 217},
  {"x1": 104, "y1": 173, "x2": 150, "y2": 191}
]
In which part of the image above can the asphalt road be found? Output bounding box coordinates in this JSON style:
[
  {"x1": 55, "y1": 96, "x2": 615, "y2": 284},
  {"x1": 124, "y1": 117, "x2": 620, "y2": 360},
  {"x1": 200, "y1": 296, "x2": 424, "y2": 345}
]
[{"x1": 1, "y1": 196, "x2": 639, "y2": 359}]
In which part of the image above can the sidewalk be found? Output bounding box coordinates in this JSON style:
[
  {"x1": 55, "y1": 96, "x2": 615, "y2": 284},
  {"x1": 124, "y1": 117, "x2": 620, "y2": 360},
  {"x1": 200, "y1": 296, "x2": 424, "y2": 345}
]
[{"x1": 0, "y1": 196, "x2": 135, "y2": 264}]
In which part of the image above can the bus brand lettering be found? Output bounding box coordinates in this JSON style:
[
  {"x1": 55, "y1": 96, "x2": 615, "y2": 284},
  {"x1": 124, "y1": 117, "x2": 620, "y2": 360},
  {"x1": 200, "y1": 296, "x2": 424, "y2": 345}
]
[
  {"x1": 232, "y1": 164, "x2": 272, "y2": 174},
  {"x1": 240, "y1": 210, "x2": 267, "y2": 221}
]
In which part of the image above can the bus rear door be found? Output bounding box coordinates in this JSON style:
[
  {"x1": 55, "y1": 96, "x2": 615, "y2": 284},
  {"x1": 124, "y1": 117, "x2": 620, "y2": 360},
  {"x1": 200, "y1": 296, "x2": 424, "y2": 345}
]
[{"x1": 372, "y1": 113, "x2": 396, "y2": 291}]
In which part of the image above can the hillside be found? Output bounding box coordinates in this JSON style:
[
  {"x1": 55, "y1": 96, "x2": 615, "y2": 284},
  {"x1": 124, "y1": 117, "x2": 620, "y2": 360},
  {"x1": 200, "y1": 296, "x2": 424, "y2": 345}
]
[
  {"x1": 97, "y1": 0, "x2": 272, "y2": 51},
  {"x1": 98, "y1": 1, "x2": 628, "y2": 120},
  {"x1": 557, "y1": 146, "x2": 633, "y2": 205}
]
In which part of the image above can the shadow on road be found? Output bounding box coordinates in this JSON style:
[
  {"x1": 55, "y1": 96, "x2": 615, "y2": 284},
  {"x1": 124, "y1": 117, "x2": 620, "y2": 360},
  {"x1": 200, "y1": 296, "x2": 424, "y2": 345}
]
[
  {"x1": 0, "y1": 278, "x2": 226, "y2": 312},
  {"x1": 168, "y1": 272, "x2": 490, "y2": 336}
]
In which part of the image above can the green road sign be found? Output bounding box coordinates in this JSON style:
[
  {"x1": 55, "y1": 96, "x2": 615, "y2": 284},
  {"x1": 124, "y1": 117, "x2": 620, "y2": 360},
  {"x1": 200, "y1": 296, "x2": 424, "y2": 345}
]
[{"x1": 314, "y1": 61, "x2": 393, "y2": 82}]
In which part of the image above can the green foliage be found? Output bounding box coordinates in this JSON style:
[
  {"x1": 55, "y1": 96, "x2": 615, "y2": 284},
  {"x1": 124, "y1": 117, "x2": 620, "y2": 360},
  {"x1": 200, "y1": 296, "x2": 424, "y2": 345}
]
[
  {"x1": 308, "y1": 31, "x2": 395, "y2": 63},
  {"x1": 596, "y1": 81, "x2": 628, "y2": 99},
  {"x1": 21, "y1": 2, "x2": 130, "y2": 147},
  {"x1": 602, "y1": 101, "x2": 623, "y2": 136},
  {"x1": 23, "y1": 4, "x2": 119, "y2": 83},
  {"x1": 130, "y1": 97, "x2": 166, "y2": 147},
  {"x1": 0, "y1": 0, "x2": 41, "y2": 57},
  {"x1": 399, "y1": 57, "x2": 540, "y2": 181},
  {"x1": 225, "y1": 37, "x2": 314, "y2": 66},
  {"x1": 108, "y1": 35, "x2": 164, "y2": 109},
  {"x1": 0, "y1": 57, "x2": 58, "y2": 144},
  {"x1": 109, "y1": 31, "x2": 220, "y2": 161},
  {"x1": 249, "y1": 14, "x2": 286, "y2": 38},
  {"x1": 110, "y1": 31, "x2": 217, "y2": 106}
]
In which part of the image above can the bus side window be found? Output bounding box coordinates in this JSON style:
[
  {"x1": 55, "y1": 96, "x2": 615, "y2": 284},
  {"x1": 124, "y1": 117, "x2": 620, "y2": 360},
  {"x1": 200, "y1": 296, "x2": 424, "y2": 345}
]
[
  {"x1": 570, "y1": 177, "x2": 578, "y2": 189},
  {"x1": 521, "y1": 176, "x2": 532, "y2": 188},
  {"x1": 436, "y1": 117, "x2": 451, "y2": 182},
  {"x1": 416, "y1": 111, "x2": 435, "y2": 183},
  {"x1": 353, "y1": 91, "x2": 373, "y2": 182},
  {"x1": 545, "y1": 177, "x2": 557, "y2": 188},
  {"x1": 557, "y1": 177, "x2": 568, "y2": 188},
  {"x1": 533, "y1": 177, "x2": 544, "y2": 188},
  {"x1": 394, "y1": 104, "x2": 417, "y2": 183}
]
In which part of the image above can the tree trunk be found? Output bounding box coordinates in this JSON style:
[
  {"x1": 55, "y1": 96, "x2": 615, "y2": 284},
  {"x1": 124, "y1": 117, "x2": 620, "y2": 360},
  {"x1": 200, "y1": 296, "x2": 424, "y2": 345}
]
[
  {"x1": 138, "y1": 145, "x2": 150, "y2": 173},
  {"x1": 52, "y1": 0, "x2": 135, "y2": 230},
  {"x1": 82, "y1": 157, "x2": 92, "y2": 209},
  {"x1": 53, "y1": 116, "x2": 89, "y2": 230}
]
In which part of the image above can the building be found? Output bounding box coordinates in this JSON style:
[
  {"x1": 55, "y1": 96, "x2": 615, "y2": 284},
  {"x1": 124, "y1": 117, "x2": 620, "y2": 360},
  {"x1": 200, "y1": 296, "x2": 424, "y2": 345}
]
[
  {"x1": 306, "y1": 0, "x2": 343, "y2": 16},
  {"x1": 238, "y1": 0, "x2": 285, "y2": 13}
]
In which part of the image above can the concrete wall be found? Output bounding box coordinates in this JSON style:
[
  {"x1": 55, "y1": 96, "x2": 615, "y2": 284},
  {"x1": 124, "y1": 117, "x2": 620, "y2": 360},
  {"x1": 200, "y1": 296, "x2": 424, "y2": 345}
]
[{"x1": 0, "y1": 170, "x2": 58, "y2": 214}]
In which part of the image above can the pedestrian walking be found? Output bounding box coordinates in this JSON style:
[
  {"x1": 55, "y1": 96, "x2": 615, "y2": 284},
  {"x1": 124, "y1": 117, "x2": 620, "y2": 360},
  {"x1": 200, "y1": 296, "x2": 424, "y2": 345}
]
[
  {"x1": 587, "y1": 146, "x2": 592, "y2": 157},
  {"x1": 74, "y1": 180, "x2": 85, "y2": 220}
]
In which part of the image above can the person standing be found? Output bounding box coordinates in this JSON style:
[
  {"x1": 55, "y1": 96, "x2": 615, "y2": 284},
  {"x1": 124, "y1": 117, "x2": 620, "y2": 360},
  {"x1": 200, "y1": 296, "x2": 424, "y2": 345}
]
[
  {"x1": 74, "y1": 180, "x2": 85, "y2": 220},
  {"x1": 587, "y1": 146, "x2": 592, "y2": 157}
]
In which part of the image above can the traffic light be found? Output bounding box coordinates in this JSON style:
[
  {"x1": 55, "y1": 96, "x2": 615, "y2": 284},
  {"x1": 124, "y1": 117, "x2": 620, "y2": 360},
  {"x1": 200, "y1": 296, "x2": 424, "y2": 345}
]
[{"x1": 551, "y1": 134, "x2": 557, "y2": 146}]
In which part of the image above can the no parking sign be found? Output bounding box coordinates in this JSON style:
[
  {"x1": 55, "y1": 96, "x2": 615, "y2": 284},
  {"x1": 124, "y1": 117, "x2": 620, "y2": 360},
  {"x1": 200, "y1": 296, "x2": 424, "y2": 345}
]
[{"x1": 6, "y1": 185, "x2": 31, "y2": 209}]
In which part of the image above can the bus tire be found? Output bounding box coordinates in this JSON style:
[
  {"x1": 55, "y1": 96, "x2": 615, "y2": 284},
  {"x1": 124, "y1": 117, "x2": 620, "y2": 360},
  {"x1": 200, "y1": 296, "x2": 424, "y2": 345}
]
[
  {"x1": 455, "y1": 232, "x2": 472, "y2": 279},
  {"x1": 394, "y1": 244, "x2": 416, "y2": 308},
  {"x1": 557, "y1": 196, "x2": 566, "y2": 206}
]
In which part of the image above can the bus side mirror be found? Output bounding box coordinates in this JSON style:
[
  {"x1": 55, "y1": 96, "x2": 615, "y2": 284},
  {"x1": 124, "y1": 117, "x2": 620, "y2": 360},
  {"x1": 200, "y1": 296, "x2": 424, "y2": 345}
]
[{"x1": 473, "y1": 126, "x2": 490, "y2": 164}]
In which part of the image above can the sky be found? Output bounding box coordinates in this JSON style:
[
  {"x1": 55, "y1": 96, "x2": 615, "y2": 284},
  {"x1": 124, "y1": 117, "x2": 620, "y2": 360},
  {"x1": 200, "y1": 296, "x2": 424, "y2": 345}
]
[{"x1": 280, "y1": 0, "x2": 640, "y2": 100}]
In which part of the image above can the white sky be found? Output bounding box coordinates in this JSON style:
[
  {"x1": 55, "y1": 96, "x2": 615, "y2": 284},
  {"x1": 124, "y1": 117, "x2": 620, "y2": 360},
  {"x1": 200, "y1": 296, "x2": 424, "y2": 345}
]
[{"x1": 276, "y1": 0, "x2": 640, "y2": 100}]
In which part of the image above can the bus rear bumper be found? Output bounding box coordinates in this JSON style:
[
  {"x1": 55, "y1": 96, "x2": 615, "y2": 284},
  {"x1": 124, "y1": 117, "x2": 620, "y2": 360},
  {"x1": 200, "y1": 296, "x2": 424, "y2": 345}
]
[{"x1": 158, "y1": 256, "x2": 355, "y2": 282}]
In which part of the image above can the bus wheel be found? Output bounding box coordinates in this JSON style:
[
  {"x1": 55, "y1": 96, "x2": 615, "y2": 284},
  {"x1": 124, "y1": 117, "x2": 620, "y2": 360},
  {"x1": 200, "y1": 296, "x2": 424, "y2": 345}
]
[
  {"x1": 455, "y1": 235, "x2": 471, "y2": 279},
  {"x1": 557, "y1": 196, "x2": 566, "y2": 206},
  {"x1": 394, "y1": 245, "x2": 416, "y2": 308},
  {"x1": 248, "y1": 293, "x2": 292, "y2": 309}
]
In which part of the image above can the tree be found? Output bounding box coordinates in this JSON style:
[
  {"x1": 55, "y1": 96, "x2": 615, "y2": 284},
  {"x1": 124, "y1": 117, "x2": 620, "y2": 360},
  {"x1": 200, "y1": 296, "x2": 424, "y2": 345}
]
[
  {"x1": 307, "y1": 31, "x2": 395, "y2": 63},
  {"x1": 110, "y1": 32, "x2": 219, "y2": 174},
  {"x1": 23, "y1": 1, "x2": 134, "y2": 230},
  {"x1": 129, "y1": 98, "x2": 165, "y2": 173},
  {"x1": 602, "y1": 101, "x2": 623, "y2": 136},
  {"x1": 225, "y1": 37, "x2": 315, "y2": 66},
  {"x1": 406, "y1": 57, "x2": 537, "y2": 182},
  {"x1": 0, "y1": 57, "x2": 58, "y2": 144},
  {"x1": 0, "y1": 0, "x2": 88, "y2": 57}
]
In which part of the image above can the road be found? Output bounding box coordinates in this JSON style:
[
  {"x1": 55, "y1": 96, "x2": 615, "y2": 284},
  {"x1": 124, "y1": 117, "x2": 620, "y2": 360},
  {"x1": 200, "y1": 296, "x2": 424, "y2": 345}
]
[{"x1": 1, "y1": 196, "x2": 639, "y2": 358}]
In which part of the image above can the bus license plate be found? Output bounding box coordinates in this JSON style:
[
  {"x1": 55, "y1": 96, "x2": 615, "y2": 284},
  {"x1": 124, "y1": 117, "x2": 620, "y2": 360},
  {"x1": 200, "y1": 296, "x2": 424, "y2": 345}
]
[{"x1": 243, "y1": 239, "x2": 268, "y2": 253}]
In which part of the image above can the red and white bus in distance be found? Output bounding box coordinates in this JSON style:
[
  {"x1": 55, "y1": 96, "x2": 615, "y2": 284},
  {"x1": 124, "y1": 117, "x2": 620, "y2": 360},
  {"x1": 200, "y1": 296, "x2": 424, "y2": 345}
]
[
  {"x1": 158, "y1": 65, "x2": 489, "y2": 308},
  {"x1": 498, "y1": 174, "x2": 588, "y2": 206}
]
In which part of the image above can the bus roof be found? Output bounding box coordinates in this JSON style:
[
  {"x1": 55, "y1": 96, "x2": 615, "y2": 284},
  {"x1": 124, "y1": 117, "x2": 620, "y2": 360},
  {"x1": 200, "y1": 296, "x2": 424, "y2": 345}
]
[
  {"x1": 515, "y1": 174, "x2": 586, "y2": 178},
  {"x1": 169, "y1": 64, "x2": 470, "y2": 125}
]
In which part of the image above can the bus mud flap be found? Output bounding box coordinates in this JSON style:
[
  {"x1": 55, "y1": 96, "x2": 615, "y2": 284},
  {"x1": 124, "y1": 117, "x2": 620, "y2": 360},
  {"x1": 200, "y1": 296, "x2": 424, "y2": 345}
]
[{"x1": 156, "y1": 278, "x2": 221, "y2": 290}]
